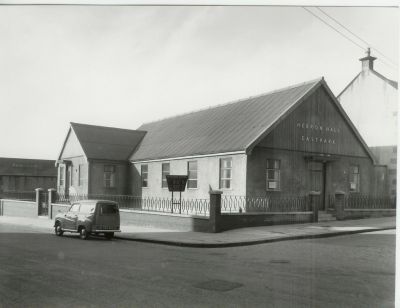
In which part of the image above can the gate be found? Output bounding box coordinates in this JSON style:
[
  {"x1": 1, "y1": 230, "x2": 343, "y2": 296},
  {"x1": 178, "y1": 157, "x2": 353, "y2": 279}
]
[{"x1": 38, "y1": 190, "x2": 48, "y2": 216}]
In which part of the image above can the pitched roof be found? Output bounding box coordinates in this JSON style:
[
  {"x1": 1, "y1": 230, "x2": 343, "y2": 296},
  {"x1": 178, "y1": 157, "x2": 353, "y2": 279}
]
[
  {"x1": 0, "y1": 157, "x2": 57, "y2": 177},
  {"x1": 371, "y1": 70, "x2": 398, "y2": 89},
  {"x1": 69, "y1": 123, "x2": 146, "y2": 161},
  {"x1": 337, "y1": 69, "x2": 398, "y2": 98},
  {"x1": 130, "y1": 78, "x2": 324, "y2": 161}
]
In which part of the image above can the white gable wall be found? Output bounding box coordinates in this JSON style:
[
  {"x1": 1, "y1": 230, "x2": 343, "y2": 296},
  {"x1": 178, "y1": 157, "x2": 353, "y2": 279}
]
[
  {"x1": 338, "y1": 70, "x2": 397, "y2": 147},
  {"x1": 60, "y1": 129, "x2": 86, "y2": 160}
]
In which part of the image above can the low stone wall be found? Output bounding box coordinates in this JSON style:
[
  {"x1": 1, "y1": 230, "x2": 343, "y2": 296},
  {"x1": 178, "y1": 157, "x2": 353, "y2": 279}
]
[
  {"x1": 120, "y1": 210, "x2": 210, "y2": 232},
  {"x1": 336, "y1": 209, "x2": 396, "y2": 220},
  {"x1": 217, "y1": 212, "x2": 314, "y2": 232},
  {"x1": 0, "y1": 199, "x2": 38, "y2": 218}
]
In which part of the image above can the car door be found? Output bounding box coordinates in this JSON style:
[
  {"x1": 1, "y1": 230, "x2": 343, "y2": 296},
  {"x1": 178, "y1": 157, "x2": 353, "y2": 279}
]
[{"x1": 64, "y1": 203, "x2": 80, "y2": 230}]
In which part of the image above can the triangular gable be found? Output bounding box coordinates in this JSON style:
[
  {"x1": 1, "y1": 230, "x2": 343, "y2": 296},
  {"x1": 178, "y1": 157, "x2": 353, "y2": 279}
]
[
  {"x1": 56, "y1": 126, "x2": 87, "y2": 165},
  {"x1": 338, "y1": 70, "x2": 398, "y2": 99},
  {"x1": 248, "y1": 79, "x2": 375, "y2": 163}
]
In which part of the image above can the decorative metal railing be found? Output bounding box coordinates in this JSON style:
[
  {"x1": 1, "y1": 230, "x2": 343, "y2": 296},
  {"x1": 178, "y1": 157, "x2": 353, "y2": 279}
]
[
  {"x1": 221, "y1": 195, "x2": 309, "y2": 213},
  {"x1": 0, "y1": 191, "x2": 36, "y2": 202},
  {"x1": 54, "y1": 193, "x2": 210, "y2": 216},
  {"x1": 344, "y1": 195, "x2": 396, "y2": 209}
]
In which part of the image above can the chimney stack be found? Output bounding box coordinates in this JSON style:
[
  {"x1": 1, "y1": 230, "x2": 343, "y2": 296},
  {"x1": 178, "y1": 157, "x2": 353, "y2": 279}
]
[{"x1": 359, "y1": 47, "x2": 376, "y2": 72}]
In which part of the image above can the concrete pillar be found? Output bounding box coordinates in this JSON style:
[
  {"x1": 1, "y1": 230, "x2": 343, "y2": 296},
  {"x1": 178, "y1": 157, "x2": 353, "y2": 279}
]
[
  {"x1": 48, "y1": 188, "x2": 57, "y2": 219},
  {"x1": 209, "y1": 190, "x2": 223, "y2": 233},
  {"x1": 35, "y1": 188, "x2": 44, "y2": 216},
  {"x1": 308, "y1": 191, "x2": 320, "y2": 223},
  {"x1": 335, "y1": 191, "x2": 346, "y2": 220}
]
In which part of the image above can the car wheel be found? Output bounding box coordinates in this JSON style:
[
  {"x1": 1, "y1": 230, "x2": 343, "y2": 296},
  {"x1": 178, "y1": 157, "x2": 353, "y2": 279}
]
[
  {"x1": 105, "y1": 232, "x2": 114, "y2": 240},
  {"x1": 55, "y1": 222, "x2": 63, "y2": 236},
  {"x1": 79, "y1": 227, "x2": 89, "y2": 240}
]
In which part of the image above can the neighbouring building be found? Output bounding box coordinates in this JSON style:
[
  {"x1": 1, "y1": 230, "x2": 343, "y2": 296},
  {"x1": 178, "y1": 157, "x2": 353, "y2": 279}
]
[
  {"x1": 56, "y1": 77, "x2": 389, "y2": 211},
  {"x1": 337, "y1": 49, "x2": 398, "y2": 197},
  {"x1": 56, "y1": 122, "x2": 146, "y2": 196},
  {"x1": 0, "y1": 157, "x2": 57, "y2": 195}
]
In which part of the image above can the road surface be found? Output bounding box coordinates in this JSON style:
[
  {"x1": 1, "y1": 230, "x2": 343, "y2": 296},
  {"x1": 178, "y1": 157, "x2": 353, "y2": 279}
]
[{"x1": 0, "y1": 226, "x2": 395, "y2": 307}]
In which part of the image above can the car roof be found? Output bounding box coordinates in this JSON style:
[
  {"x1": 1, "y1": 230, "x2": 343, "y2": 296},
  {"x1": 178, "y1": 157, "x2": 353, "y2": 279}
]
[{"x1": 73, "y1": 200, "x2": 118, "y2": 205}]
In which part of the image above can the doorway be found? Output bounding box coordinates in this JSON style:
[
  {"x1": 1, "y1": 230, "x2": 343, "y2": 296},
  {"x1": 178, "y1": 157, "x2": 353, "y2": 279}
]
[{"x1": 308, "y1": 161, "x2": 326, "y2": 211}]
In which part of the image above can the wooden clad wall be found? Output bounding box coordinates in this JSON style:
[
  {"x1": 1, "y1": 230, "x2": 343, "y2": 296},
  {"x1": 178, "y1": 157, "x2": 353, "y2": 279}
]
[{"x1": 258, "y1": 87, "x2": 370, "y2": 158}]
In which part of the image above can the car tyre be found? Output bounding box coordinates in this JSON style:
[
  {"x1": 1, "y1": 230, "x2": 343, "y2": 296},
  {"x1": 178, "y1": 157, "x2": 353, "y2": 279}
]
[
  {"x1": 55, "y1": 222, "x2": 63, "y2": 236},
  {"x1": 79, "y1": 227, "x2": 89, "y2": 240},
  {"x1": 105, "y1": 232, "x2": 114, "y2": 240}
]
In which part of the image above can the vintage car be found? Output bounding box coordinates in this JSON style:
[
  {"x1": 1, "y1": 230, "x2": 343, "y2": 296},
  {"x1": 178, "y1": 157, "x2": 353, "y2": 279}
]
[{"x1": 54, "y1": 200, "x2": 120, "y2": 240}]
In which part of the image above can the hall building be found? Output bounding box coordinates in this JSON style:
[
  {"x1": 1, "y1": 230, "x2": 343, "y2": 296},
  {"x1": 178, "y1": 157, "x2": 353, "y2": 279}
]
[{"x1": 56, "y1": 77, "x2": 389, "y2": 211}]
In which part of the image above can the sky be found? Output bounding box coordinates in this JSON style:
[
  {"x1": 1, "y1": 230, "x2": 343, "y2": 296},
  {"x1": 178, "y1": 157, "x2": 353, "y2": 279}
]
[{"x1": 0, "y1": 4, "x2": 398, "y2": 160}]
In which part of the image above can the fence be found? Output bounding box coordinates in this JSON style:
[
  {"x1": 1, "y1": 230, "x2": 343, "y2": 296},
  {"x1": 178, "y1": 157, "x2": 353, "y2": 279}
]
[
  {"x1": 54, "y1": 193, "x2": 210, "y2": 216},
  {"x1": 0, "y1": 191, "x2": 36, "y2": 202},
  {"x1": 344, "y1": 194, "x2": 396, "y2": 209},
  {"x1": 221, "y1": 195, "x2": 309, "y2": 213}
]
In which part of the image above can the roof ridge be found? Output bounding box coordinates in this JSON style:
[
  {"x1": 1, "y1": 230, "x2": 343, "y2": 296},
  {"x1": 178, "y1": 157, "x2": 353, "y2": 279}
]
[
  {"x1": 0, "y1": 157, "x2": 55, "y2": 162},
  {"x1": 71, "y1": 122, "x2": 146, "y2": 134},
  {"x1": 140, "y1": 77, "x2": 324, "y2": 126},
  {"x1": 370, "y1": 69, "x2": 398, "y2": 88}
]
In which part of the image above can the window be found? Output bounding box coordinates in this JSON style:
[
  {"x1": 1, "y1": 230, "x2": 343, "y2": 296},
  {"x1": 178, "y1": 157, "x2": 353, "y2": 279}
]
[
  {"x1": 393, "y1": 147, "x2": 397, "y2": 154},
  {"x1": 69, "y1": 166, "x2": 73, "y2": 186},
  {"x1": 79, "y1": 203, "x2": 95, "y2": 213},
  {"x1": 141, "y1": 165, "x2": 148, "y2": 188},
  {"x1": 70, "y1": 203, "x2": 80, "y2": 212},
  {"x1": 389, "y1": 169, "x2": 397, "y2": 175},
  {"x1": 162, "y1": 163, "x2": 170, "y2": 188},
  {"x1": 187, "y1": 161, "x2": 198, "y2": 189},
  {"x1": 104, "y1": 165, "x2": 116, "y2": 188},
  {"x1": 78, "y1": 164, "x2": 84, "y2": 186},
  {"x1": 99, "y1": 203, "x2": 118, "y2": 215},
  {"x1": 349, "y1": 165, "x2": 360, "y2": 192},
  {"x1": 266, "y1": 159, "x2": 280, "y2": 191},
  {"x1": 59, "y1": 165, "x2": 65, "y2": 186},
  {"x1": 390, "y1": 158, "x2": 397, "y2": 164},
  {"x1": 219, "y1": 158, "x2": 232, "y2": 189}
]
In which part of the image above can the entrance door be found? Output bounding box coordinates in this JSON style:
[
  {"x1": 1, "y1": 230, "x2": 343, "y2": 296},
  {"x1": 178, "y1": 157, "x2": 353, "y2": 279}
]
[{"x1": 308, "y1": 161, "x2": 326, "y2": 210}]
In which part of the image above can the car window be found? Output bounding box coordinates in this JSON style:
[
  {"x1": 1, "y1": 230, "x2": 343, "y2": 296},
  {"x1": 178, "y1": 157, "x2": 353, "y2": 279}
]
[
  {"x1": 99, "y1": 203, "x2": 118, "y2": 215},
  {"x1": 70, "y1": 203, "x2": 80, "y2": 212},
  {"x1": 79, "y1": 203, "x2": 95, "y2": 213}
]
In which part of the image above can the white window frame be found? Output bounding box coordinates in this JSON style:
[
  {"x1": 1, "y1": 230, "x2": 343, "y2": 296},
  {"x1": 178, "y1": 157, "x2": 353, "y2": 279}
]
[
  {"x1": 187, "y1": 161, "x2": 198, "y2": 189},
  {"x1": 59, "y1": 165, "x2": 65, "y2": 187},
  {"x1": 104, "y1": 165, "x2": 116, "y2": 188},
  {"x1": 266, "y1": 159, "x2": 281, "y2": 191},
  {"x1": 141, "y1": 165, "x2": 148, "y2": 188},
  {"x1": 162, "y1": 163, "x2": 170, "y2": 188},
  {"x1": 219, "y1": 157, "x2": 232, "y2": 189},
  {"x1": 349, "y1": 165, "x2": 360, "y2": 193}
]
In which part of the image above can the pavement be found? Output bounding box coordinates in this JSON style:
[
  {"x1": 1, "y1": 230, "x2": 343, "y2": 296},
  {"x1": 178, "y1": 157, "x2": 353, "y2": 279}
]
[{"x1": 0, "y1": 215, "x2": 396, "y2": 248}]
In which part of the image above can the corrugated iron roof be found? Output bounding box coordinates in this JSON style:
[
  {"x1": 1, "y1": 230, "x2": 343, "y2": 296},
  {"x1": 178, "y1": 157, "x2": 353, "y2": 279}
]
[
  {"x1": 0, "y1": 157, "x2": 57, "y2": 177},
  {"x1": 70, "y1": 123, "x2": 146, "y2": 161},
  {"x1": 130, "y1": 78, "x2": 323, "y2": 161}
]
